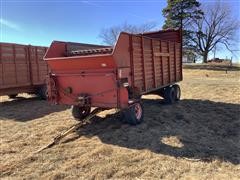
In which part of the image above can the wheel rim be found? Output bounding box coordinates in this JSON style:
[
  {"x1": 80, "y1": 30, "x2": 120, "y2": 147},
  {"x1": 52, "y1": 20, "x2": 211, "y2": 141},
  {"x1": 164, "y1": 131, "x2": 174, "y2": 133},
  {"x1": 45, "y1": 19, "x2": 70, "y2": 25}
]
[{"x1": 134, "y1": 103, "x2": 142, "y2": 120}]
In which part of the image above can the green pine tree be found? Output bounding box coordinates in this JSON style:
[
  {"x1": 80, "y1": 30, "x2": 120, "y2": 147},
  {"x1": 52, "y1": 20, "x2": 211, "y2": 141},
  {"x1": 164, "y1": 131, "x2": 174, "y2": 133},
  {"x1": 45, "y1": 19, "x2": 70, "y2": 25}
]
[{"x1": 162, "y1": 0, "x2": 203, "y2": 48}]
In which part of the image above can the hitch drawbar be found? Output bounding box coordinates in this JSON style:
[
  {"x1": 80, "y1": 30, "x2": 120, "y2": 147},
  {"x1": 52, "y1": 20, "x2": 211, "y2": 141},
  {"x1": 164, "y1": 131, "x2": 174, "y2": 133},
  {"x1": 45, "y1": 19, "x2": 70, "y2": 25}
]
[{"x1": 35, "y1": 108, "x2": 105, "y2": 153}]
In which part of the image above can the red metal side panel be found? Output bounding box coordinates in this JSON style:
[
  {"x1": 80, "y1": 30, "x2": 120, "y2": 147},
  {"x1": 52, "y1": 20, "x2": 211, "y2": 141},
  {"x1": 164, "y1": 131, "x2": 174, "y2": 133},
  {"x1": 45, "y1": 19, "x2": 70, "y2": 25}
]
[
  {"x1": 113, "y1": 33, "x2": 131, "y2": 68},
  {"x1": 54, "y1": 72, "x2": 119, "y2": 108}
]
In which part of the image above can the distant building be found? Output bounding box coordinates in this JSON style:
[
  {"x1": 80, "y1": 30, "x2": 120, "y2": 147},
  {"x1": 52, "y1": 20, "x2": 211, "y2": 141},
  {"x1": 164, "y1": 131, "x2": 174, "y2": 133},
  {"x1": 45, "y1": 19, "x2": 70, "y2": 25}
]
[{"x1": 208, "y1": 58, "x2": 232, "y2": 65}]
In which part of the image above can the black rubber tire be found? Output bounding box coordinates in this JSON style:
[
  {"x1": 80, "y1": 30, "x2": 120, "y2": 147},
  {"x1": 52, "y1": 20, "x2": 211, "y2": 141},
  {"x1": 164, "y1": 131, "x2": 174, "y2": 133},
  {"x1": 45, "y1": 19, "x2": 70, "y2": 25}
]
[
  {"x1": 173, "y1": 84, "x2": 181, "y2": 101},
  {"x1": 37, "y1": 85, "x2": 47, "y2": 100},
  {"x1": 8, "y1": 94, "x2": 17, "y2": 99},
  {"x1": 123, "y1": 102, "x2": 144, "y2": 125},
  {"x1": 157, "y1": 89, "x2": 165, "y2": 98},
  {"x1": 164, "y1": 86, "x2": 176, "y2": 104},
  {"x1": 72, "y1": 105, "x2": 91, "y2": 121}
]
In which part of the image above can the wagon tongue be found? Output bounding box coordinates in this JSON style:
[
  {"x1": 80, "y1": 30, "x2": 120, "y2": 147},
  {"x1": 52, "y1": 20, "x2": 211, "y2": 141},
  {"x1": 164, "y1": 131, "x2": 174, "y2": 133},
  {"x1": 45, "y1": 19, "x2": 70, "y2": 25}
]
[{"x1": 67, "y1": 47, "x2": 113, "y2": 56}]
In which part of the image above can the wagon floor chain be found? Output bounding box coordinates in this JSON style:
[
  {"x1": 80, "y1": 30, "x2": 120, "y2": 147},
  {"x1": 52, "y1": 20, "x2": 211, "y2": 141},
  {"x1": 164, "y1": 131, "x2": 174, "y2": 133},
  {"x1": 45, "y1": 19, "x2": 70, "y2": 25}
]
[{"x1": 35, "y1": 108, "x2": 103, "y2": 153}]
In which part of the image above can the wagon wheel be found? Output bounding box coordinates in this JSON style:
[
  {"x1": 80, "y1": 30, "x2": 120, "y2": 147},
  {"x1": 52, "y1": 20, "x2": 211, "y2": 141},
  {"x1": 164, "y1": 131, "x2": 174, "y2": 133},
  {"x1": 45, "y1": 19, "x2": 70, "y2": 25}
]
[
  {"x1": 72, "y1": 105, "x2": 91, "y2": 121},
  {"x1": 164, "y1": 86, "x2": 176, "y2": 104},
  {"x1": 123, "y1": 102, "x2": 144, "y2": 125},
  {"x1": 157, "y1": 89, "x2": 165, "y2": 98},
  {"x1": 37, "y1": 85, "x2": 47, "y2": 100},
  {"x1": 173, "y1": 84, "x2": 181, "y2": 101}
]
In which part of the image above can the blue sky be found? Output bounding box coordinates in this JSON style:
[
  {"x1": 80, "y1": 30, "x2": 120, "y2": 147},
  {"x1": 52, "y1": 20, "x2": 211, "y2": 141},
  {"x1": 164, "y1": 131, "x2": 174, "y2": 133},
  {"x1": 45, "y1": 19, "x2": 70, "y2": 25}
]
[{"x1": 0, "y1": 0, "x2": 240, "y2": 62}]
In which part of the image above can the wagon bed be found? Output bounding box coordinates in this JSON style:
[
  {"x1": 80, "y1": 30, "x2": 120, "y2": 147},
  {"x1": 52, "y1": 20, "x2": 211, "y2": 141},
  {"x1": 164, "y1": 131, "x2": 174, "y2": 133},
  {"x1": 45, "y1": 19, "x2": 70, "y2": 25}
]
[{"x1": 44, "y1": 29, "x2": 182, "y2": 124}]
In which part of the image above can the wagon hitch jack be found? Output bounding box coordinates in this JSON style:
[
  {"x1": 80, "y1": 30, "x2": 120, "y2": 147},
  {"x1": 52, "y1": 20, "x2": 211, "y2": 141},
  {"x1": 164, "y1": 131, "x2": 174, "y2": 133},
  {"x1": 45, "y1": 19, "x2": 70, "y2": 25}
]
[{"x1": 35, "y1": 108, "x2": 103, "y2": 153}]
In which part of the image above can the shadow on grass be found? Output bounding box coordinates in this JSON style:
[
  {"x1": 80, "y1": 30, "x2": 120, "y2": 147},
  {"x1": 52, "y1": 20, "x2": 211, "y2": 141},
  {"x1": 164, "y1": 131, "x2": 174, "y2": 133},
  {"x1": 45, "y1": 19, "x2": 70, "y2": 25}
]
[
  {"x1": 1, "y1": 95, "x2": 239, "y2": 164},
  {"x1": 0, "y1": 97, "x2": 69, "y2": 122},
  {"x1": 69, "y1": 98, "x2": 240, "y2": 165}
]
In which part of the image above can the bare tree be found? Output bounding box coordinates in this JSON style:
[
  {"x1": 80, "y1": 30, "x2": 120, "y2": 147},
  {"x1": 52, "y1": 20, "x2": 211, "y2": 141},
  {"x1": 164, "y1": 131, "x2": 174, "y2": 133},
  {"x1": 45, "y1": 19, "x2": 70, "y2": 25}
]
[
  {"x1": 189, "y1": 2, "x2": 240, "y2": 63},
  {"x1": 99, "y1": 22, "x2": 156, "y2": 45}
]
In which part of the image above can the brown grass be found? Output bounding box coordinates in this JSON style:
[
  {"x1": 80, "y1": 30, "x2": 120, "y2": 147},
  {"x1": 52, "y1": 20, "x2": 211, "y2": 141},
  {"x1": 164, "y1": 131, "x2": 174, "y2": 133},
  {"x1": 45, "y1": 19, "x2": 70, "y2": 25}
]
[{"x1": 1, "y1": 65, "x2": 240, "y2": 179}]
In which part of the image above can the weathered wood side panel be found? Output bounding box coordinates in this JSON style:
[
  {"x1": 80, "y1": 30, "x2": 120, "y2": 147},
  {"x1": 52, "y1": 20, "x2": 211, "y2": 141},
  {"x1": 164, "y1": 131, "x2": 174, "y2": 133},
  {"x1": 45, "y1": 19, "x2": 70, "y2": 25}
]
[
  {"x1": 0, "y1": 43, "x2": 48, "y2": 95},
  {"x1": 130, "y1": 30, "x2": 182, "y2": 94}
]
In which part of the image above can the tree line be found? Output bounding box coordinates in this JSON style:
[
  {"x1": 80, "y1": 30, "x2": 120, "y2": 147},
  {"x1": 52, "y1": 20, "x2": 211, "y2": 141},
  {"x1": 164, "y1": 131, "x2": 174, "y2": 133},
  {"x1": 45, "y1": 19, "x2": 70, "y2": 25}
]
[{"x1": 99, "y1": 0, "x2": 239, "y2": 63}]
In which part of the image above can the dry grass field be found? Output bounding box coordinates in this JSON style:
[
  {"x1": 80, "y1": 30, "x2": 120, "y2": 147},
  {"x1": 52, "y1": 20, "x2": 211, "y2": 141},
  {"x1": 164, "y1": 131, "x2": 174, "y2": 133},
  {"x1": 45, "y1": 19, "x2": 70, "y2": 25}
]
[{"x1": 1, "y1": 64, "x2": 240, "y2": 179}]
